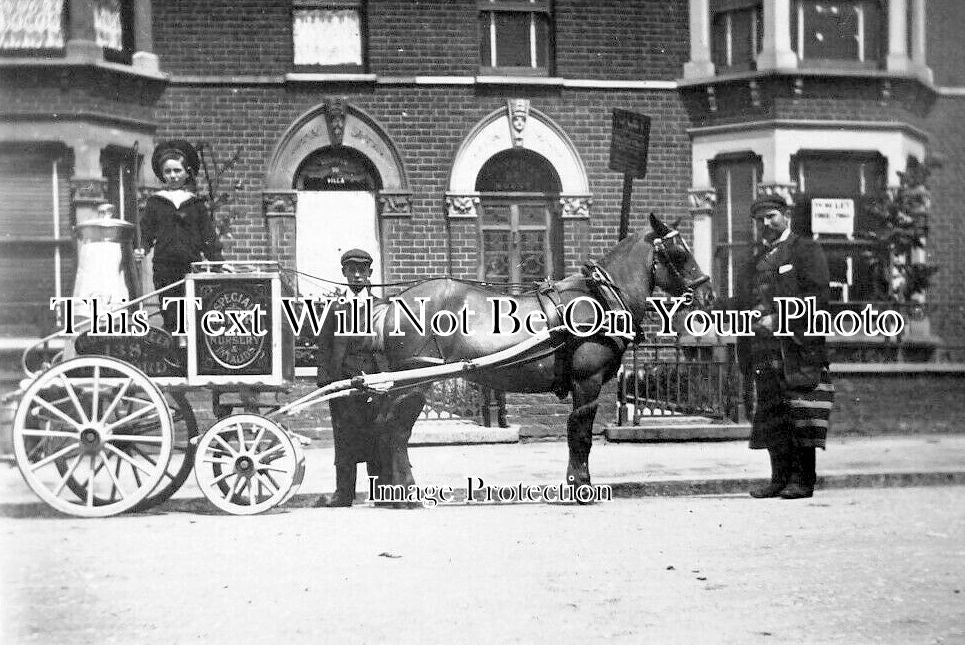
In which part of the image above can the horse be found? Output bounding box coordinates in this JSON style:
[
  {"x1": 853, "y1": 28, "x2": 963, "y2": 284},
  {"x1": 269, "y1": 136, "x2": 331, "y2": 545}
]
[{"x1": 365, "y1": 213, "x2": 714, "y2": 499}]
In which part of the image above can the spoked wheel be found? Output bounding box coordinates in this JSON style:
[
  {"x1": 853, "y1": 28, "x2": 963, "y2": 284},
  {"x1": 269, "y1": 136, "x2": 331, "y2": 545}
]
[
  {"x1": 55, "y1": 390, "x2": 198, "y2": 512},
  {"x1": 131, "y1": 391, "x2": 198, "y2": 512},
  {"x1": 13, "y1": 356, "x2": 173, "y2": 517},
  {"x1": 194, "y1": 414, "x2": 305, "y2": 515}
]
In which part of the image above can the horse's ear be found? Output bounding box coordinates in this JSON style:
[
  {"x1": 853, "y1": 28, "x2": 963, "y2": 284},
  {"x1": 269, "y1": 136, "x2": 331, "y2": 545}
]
[{"x1": 649, "y1": 212, "x2": 671, "y2": 237}]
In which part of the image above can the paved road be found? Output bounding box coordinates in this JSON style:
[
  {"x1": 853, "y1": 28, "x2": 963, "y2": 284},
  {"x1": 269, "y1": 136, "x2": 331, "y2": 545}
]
[{"x1": 2, "y1": 486, "x2": 963, "y2": 644}]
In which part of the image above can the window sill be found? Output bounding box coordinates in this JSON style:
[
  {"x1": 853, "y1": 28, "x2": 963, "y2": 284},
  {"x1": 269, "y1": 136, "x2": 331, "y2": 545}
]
[
  {"x1": 475, "y1": 75, "x2": 564, "y2": 87},
  {"x1": 285, "y1": 72, "x2": 377, "y2": 83}
]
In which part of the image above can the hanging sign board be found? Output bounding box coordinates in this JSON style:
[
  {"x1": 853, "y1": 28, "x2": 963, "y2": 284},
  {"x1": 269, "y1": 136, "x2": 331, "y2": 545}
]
[
  {"x1": 609, "y1": 109, "x2": 651, "y2": 178},
  {"x1": 811, "y1": 198, "x2": 855, "y2": 236}
]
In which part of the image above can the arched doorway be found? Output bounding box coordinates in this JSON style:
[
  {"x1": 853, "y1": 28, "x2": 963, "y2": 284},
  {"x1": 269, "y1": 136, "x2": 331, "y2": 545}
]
[
  {"x1": 475, "y1": 148, "x2": 563, "y2": 283},
  {"x1": 293, "y1": 147, "x2": 383, "y2": 296},
  {"x1": 264, "y1": 101, "x2": 410, "y2": 299}
]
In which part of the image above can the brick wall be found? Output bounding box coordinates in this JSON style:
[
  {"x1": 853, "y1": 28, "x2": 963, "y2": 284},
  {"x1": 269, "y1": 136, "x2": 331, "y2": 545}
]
[
  {"x1": 923, "y1": 96, "x2": 965, "y2": 349},
  {"x1": 155, "y1": 85, "x2": 694, "y2": 281},
  {"x1": 153, "y1": 0, "x2": 689, "y2": 80}
]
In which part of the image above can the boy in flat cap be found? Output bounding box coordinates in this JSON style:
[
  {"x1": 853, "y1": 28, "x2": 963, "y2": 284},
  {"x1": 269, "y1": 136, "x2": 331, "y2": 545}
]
[
  {"x1": 732, "y1": 194, "x2": 834, "y2": 499},
  {"x1": 315, "y1": 249, "x2": 423, "y2": 507}
]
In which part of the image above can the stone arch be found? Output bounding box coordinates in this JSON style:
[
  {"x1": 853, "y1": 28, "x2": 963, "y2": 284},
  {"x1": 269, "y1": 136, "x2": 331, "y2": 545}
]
[
  {"x1": 264, "y1": 100, "x2": 411, "y2": 217},
  {"x1": 446, "y1": 102, "x2": 591, "y2": 219}
]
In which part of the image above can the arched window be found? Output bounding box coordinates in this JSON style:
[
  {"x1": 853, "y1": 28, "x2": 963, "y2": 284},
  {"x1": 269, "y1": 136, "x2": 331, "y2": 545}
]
[
  {"x1": 294, "y1": 146, "x2": 381, "y2": 191},
  {"x1": 475, "y1": 149, "x2": 562, "y2": 285}
]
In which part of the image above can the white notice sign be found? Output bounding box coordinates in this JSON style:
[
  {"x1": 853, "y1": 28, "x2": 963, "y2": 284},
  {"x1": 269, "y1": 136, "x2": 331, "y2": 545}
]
[{"x1": 811, "y1": 198, "x2": 855, "y2": 236}]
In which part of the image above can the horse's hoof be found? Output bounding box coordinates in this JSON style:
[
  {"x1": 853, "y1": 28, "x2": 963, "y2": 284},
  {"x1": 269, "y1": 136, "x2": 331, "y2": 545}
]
[{"x1": 565, "y1": 464, "x2": 593, "y2": 505}]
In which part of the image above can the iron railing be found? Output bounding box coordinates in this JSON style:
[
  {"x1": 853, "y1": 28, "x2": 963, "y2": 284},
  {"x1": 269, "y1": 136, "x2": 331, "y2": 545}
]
[{"x1": 615, "y1": 341, "x2": 744, "y2": 426}]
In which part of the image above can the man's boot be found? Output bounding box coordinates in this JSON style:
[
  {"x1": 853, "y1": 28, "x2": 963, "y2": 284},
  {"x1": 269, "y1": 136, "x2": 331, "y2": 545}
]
[
  {"x1": 314, "y1": 464, "x2": 356, "y2": 507},
  {"x1": 749, "y1": 446, "x2": 791, "y2": 498},
  {"x1": 781, "y1": 447, "x2": 816, "y2": 499}
]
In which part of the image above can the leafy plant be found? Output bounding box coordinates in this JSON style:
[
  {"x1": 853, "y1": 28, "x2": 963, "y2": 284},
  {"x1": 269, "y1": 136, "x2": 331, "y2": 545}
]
[{"x1": 863, "y1": 157, "x2": 940, "y2": 302}]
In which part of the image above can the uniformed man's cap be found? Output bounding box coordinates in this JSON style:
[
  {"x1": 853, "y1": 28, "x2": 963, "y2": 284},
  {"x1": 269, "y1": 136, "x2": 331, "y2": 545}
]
[
  {"x1": 750, "y1": 194, "x2": 790, "y2": 219},
  {"x1": 340, "y1": 248, "x2": 373, "y2": 265}
]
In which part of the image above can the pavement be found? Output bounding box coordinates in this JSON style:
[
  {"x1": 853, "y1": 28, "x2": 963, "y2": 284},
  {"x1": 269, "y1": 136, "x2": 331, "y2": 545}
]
[{"x1": 2, "y1": 429, "x2": 964, "y2": 515}]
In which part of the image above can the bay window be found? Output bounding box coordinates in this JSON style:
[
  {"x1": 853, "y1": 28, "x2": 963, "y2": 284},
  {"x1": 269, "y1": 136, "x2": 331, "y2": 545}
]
[
  {"x1": 792, "y1": 0, "x2": 884, "y2": 66},
  {"x1": 711, "y1": 0, "x2": 763, "y2": 71}
]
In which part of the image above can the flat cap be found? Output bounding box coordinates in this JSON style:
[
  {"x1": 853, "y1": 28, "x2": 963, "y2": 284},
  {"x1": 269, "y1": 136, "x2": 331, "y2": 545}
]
[
  {"x1": 750, "y1": 194, "x2": 790, "y2": 218},
  {"x1": 340, "y1": 248, "x2": 373, "y2": 265}
]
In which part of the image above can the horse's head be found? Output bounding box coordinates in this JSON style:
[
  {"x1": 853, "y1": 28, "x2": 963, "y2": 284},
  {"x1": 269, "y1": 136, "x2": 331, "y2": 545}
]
[
  {"x1": 645, "y1": 213, "x2": 714, "y2": 310},
  {"x1": 599, "y1": 214, "x2": 714, "y2": 323}
]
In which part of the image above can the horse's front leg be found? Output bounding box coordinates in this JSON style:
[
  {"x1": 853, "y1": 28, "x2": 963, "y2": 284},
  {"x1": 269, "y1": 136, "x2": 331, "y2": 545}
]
[{"x1": 566, "y1": 370, "x2": 603, "y2": 498}]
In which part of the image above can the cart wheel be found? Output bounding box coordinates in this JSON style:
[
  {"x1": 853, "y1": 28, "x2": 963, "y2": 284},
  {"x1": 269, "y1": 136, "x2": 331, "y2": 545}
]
[
  {"x1": 55, "y1": 390, "x2": 198, "y2": 512},
  {"x1": 13, "y1": 356, "x2": 173, "y2": 517},
  {"x1": 194, "y1": 414, "x2": 305, "y2": 515},
  {"x1": 131, "y1": 391, "x2": 198, "y2": 511}
]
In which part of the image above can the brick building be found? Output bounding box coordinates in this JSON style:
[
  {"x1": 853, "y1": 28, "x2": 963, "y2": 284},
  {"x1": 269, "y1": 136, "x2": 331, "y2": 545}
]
[{"x1": 1, "y1": 0, "x2": 963, "y2": 383}]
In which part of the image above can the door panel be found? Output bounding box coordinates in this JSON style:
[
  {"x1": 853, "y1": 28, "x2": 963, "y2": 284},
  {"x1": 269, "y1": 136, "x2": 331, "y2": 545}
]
[{"x1": 295, "y1": 191, "x2": 381, "y2": 297}]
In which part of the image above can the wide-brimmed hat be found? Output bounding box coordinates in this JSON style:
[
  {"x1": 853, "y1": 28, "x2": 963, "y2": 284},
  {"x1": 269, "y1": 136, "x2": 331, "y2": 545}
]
[
  {"x1": 151, "y1": 140, "x2": 200, "y2": 181},
  {"x1": 340, "y1": 248, "x2": 373, "y2": 265},
  {"x1": 750, "y1": 194, "x2": 790, "y2": 219}
]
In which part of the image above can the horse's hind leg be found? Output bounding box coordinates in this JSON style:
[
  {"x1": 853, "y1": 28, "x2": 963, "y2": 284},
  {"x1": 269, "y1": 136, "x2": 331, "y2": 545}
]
[{"x1": 566, "y1": 372, "x2": 603, "y2": 499}]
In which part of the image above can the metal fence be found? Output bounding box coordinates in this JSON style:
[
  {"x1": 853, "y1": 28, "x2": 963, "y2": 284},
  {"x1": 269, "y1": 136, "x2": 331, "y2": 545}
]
[{"x1": 614, "y1": 342, "x2": 745, "y2": 426}]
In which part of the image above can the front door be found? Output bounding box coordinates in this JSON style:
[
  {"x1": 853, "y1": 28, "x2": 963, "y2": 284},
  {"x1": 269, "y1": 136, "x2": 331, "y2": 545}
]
[
  {"x1": 479, "y1": 199, "x2": 555, "y2": 286},
  {"x1": 294, "y1": 148, "x2": 382, "y2": 297},
  {"x1": 295, "y1": 191, "x2": 381, "y2": 297}
]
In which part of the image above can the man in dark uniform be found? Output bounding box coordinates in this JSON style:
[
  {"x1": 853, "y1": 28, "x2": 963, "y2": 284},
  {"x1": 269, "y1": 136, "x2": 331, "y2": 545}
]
[
  {"x1": 314, "y1": 249, "x2": 424, "y2": 508},
  {"x1": 733, "y1": 194, "x2": 835, "y2": 499}
]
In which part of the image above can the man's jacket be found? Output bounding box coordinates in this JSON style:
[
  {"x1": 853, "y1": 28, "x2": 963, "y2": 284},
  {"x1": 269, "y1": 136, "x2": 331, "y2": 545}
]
[{"x1": 732, "y1": 232, "x2": 831, "y2": 370}]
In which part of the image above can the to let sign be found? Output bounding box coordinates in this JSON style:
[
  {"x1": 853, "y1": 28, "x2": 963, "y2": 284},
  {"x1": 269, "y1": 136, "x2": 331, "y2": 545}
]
[
  {"x1": 609, "y1": 109, "x2": 651, "y2": 178},
  {"x1": 811, "y1": 198, "x2": 855, "y2": 236}
]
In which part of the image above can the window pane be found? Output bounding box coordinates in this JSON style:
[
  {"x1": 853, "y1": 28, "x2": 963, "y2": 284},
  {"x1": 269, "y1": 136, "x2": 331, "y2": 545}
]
[
  {"x1": 494, "y1": 12, "x2": 531, "y2": 67},
  {"x1": 482, "y1": 204, "x2": 511, "y2": 226},
  {"x1": 534, "y1": 12, "x2": 549, "y2": 68},
  {"x1": 479, "y1": 13, "x2": 492, "y2": 66},
  {"x1": 94, "y1": 0, "x2": 123, "y2": 51},
  {"x1": 730, "y1": 9, "x2": 755, "y2": 66},
  {"x1": 711, "y1": 157, "x2": 760, "y2": 297},
  {"x1": 482, "y1": 231, "x2": 511, "y2": 283},
  {"x1": 518, "y1": 205, "x2": 545, "y2": 227},
  {"x1": 293, "y1": 9, "x2": 362, "y2": 66},
  {"x1": 802, "y1": 1, "x2": 860, "y2": 60},
  {"x1": 711, "y1": 14, "x2": 729, "y2": 67},
  {"x1": 0, "y1": 0, "x2": 64, "y2": 49},
  {"x1": 801, "y1": 157, "x2": 863, "y2": 196},
  {"x1": 518, "y1": 231, "x2": 547, "y2": 281}
]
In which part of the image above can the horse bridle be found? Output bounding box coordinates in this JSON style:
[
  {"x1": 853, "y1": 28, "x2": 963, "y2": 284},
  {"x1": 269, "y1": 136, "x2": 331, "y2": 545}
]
[{"x1": 651, "y1": 230, "x2": 709, "y2": 305}]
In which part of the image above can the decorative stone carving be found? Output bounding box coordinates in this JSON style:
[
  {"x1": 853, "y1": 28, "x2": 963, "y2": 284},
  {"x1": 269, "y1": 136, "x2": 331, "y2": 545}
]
[
  {"x1": 793, "y1": 77, "x2": 804, "y2": 102},
  {"x1": 445, "y1": 194, "x2": 481, "y2": 219},
  {"x1": 378, "y1": 191, "x2": 413, "y2": 217},
  {"x1": 687, "y1": 188, "x2": 717, "y2": 214},
  {"x1": 706, "y1": 85, "x2": 718, "y2": 113},
  {"x1": 263, "y1": 191, "x2": 298, "y2": 218},
  {"x1": 506, "y1": 99, "x2": 530, "y2": 147},
  {"x1": 71, "y1": 179, "x2": 108, "y2": 205},
  {"x1": 323, "y1": 98, "x2": 346, "y2": 147},
  {"x1": 560, "y1": 195, "x2": 592, "y2": 219}
]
